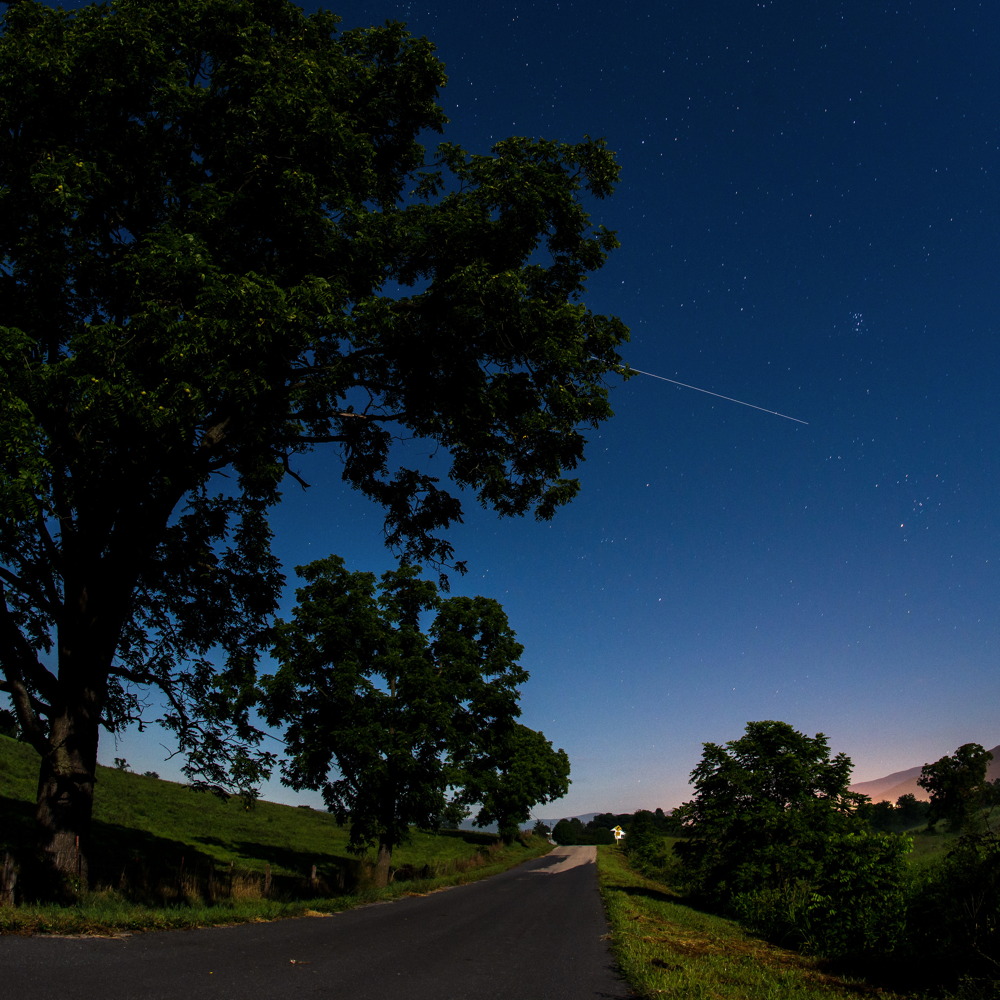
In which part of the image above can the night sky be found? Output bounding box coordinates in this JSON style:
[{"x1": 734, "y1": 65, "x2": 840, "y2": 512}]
[{"x1": 103, "y1": 1, "x2": 998, "y2": 816}]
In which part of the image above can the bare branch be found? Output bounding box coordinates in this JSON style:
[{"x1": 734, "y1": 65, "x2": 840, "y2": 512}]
[{"x1": 280, "y1": 455, "x2": 311, "y2": 490}]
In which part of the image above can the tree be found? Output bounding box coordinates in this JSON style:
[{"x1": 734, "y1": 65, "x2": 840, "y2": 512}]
[
  {"x1": 894, "y1": 792, "x2": 931, "y2": 829},
  {"x1": 918, "y1": 743, "x2": 994, "y2": 832},
  {"x1": 0, "y1": 0, "x2": 626, "y2": 887},
  {"x1": 675, "y1": 721, "x2": 910, "y2": 957},
  {"x1": 261, "y1": 557, "x2": 546, "y2": 886},
  {"x1": 455, "y1": 722, "x2": 570, "y2": 843},
  {"x1": 675, "y1": 721, "x2": 865, "y2": 899},
  {"x1": 551, "y1": 817, "x2": 584, "y2": 846}
]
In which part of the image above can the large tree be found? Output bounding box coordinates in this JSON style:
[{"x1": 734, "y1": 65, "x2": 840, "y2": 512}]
[
  {"x1": 675, "y1": 720, "x2": 865, "y2": 900},
  {"x1": 675, "y1": 721, "x2": 911, "y2": 957},
  {"x1": 0, "y1": 0, "x2": 627, "y2": 888},
  {"x1": 261, "y1": 557, "x2": 547, "y2": 886}
]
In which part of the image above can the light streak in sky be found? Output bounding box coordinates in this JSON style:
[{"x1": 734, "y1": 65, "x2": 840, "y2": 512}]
[{"x1": 626, "y1": 366, "x2": 810, "y2": 425}]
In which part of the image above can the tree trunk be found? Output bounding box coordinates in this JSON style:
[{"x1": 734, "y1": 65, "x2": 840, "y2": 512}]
[
  {"x1": 373, "y1": 841, "x2": 393, "y2": 888},
  {"x1": 34, "y1": 704, "x2": 101, "y2": 895}
]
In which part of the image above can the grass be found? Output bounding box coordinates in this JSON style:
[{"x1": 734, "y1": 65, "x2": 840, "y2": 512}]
[
  {"x1": 0, "y1": 836, "x2": 550, "y2": 935},
  {"x1": 0, "y1": 735, "x2": 552, "y2": 933},
  {"x1": 596, "y1": 846, "x2": 913, "y2": 1000},
  {"x1": 905, "y1": 827, "x2": 961, "y2": 871}
]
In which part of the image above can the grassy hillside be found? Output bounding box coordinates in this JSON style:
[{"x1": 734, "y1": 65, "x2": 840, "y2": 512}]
[{"x1": 0, "y1": 734, "x2": 546, "y2": 920}]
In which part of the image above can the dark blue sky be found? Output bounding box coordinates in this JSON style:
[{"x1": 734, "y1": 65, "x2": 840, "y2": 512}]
[{"x1": 112, "y1": 1, "x2": 998, "y2": 815}]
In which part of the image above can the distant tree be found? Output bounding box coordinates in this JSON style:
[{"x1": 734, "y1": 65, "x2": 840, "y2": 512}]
[
  {"x1": 552, "y1": 817, "x2": 585, "y2": 846},
  {"x1": 455, "y1": 723, "x2": 570, "y2": 844},
  {"x1": 622, "y1": 809, "x2": 659, "y2": 859},
  {"x1": 894, "y1": 792, "x2": 931, "y2": 829},
  {"x1": 625, "y1": 809, "x2": 656, "y2": 839},
  {"x1": 0, "y1": 0, "x2": 626, "y2": 890},
  {"x1": 862, "y1": 792, "x2": 932, "y2": 832},
  {"x1": 532, "y1": 819, "x2": 552, "y2": 839},
  {"x1": 590, "y1": 812, "x2": 619, "y2": 830},
  {"x1": 653, "y1": 806, "x2": 684, "y2": 835},
  {"x1": 582, "y1": 817, "x2": 615, "y2": 845},
  {"x1": 262, "y1": 557, "x2": 545, "y2": 886},
  {"x1": 432, "y1": 799, "x2": 470, "y2": 831},
  {"x1": 860, "y1": 799, "x2": 898, "y2": 832},
  {"x1": 918, "y1": 744, "x2": 994, "y2": 832}
]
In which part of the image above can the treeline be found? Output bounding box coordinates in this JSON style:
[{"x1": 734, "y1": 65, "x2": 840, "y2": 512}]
[
  {"x1": 858, "y1": 793, "x2": 931, "y2": 831},
  {"x1": 549, "y1": 809, "x2": 681, "y2": 845},
  {"x1": 615, "y1": 722, "x2": 999, "y2": 999},
  {"x1": 548, "y1": 794, "x2": 935, "y2": 848}
]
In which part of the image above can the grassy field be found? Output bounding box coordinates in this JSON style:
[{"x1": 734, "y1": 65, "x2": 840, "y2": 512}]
[
  {"x1": 596, "y1": 846, "x2": 913, "y2": 1000},
  {"x1": 0, "y1": 735, "x2": 551, "y2": 933}
]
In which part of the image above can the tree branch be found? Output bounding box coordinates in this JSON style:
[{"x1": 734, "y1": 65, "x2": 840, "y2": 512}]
[
  {"x1": 0, "y1": 596, "x2": 55, "y2": 755},
  {"x1": 0, "y1": 563, "x2": 60, "y2": 617}
]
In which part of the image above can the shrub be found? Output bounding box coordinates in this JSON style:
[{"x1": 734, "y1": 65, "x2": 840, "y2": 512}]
[
  {"x1": 909, "y1": 830, "x2": 1000, "y2": 984},
  {"x1": 727, "y1": 832, "x2": 911, "y2": 959}
]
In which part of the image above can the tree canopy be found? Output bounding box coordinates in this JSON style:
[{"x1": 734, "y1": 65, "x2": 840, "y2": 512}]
[
  {"x1": 675, "y1": 721, "x2": 910, "y2": 957},
  {"x1": 0, "y1": 0, "x2": 626, "y2": 886},
  {"x1": 262, "y1": 557, "x2": 565, "y2": 884},
  {"x1": 455, "y1": 722, "x2": 570, "y2": 844},
  {"x1": 918, "y1": 743, "x2": 994, "y2": 832},
  {"x1": 675, "y1": 720, "x2": 862, "y2": 895}
]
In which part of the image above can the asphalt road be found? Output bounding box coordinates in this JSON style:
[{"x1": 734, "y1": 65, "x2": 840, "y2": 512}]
[{"x1": 0, "y1": 846, "x2": 631, "y2": 1000}]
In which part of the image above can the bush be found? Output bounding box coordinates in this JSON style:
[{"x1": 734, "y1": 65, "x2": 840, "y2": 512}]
[
  {"x1": 909, "y1": 830, "x2": 1000, "y2": 983},
  {"x1": 799, "y1": 831, "x2": 911, "y2": 958},
  {"x1": 727, "y1": 832, "x2": 911, "y2": 959},
  {"x1": 674, "y1": 722, "x2": 917, "y2": 962},
  {"x1": 622, "y1": 811, "x2": 675, "y2": 881}
]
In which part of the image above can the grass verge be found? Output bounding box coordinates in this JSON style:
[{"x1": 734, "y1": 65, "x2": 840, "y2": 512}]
[
  {"x1": 1, "y1": 736, "x2": 553, "y2": 934},
  {"x1": 596, "y1": 846, "x2": 912, "y2": 999},
  {"x1": 0, "y1": 836, "x2": 552, "y2": 936}
]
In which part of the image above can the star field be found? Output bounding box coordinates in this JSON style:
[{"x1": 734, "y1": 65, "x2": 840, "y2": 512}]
[{"x1": 87, "y1": 0, "x2": 999, "y2": 815}]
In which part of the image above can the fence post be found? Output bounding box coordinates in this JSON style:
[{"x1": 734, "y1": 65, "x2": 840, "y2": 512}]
[{"x1": 263, "y1": 862, "x2": 272, "y2": 898}]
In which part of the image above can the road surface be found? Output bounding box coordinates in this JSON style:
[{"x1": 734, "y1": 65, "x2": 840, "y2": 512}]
[{"x1": 0, "y1": 846, "x2": 631, "y2": 1000}]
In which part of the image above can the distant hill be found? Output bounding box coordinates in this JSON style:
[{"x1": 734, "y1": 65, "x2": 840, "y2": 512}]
[{"x1": 849, "y1": 743, "x2": 1000, "y2": 803}]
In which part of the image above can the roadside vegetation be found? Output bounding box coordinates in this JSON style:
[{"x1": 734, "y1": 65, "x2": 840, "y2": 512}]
[
  {"x1": 587, "y1": 725, "x2": 1000, "y2": 1000},
  {"x1": 597, "y1": 846, "x2": 907, "y2": 1000},
  {"x1": 0, "y1": 735, "x2": 551, "y2": 933}
]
